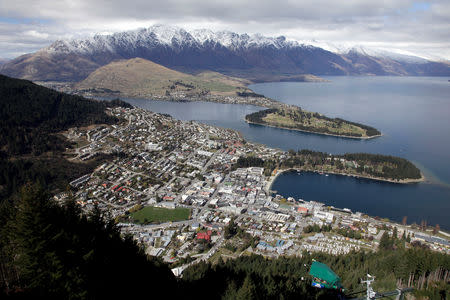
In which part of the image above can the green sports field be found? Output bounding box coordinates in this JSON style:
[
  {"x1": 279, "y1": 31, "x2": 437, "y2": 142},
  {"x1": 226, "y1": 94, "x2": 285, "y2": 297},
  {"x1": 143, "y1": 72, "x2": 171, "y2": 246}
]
[{"x1": 130, "y1": 206, "x2": 191, "y2": 224}]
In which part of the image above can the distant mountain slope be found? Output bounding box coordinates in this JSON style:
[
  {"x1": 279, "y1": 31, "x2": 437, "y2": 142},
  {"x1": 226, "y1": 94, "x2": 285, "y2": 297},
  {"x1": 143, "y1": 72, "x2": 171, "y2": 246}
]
[
  {"x1": 0, "y1": 51, "x2": 102, "y2": 82},
  {"x1": 75, "y1": 57, "x2": 252, "y2": 97},
  {"x1": 342, "y1": 49, "x2": 450, "y2": 76},
  {"x1": 1, "y1": 25, "x2": 449, "y2": 82}
]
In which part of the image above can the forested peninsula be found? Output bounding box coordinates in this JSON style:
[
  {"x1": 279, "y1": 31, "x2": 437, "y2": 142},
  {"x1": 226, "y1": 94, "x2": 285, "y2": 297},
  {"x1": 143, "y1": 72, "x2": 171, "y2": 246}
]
[
  {"x1": 245, "y1": 107, "x2": 381, "y2": 139},
  {"x1": 236, "y1": 150, "x2": 423, "y2": 183}
]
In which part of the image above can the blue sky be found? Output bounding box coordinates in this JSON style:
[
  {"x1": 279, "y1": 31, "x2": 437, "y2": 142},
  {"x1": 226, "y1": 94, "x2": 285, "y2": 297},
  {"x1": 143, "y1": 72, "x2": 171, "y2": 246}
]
[{"x1": 0, "y1": 0, "x2": 448, "y2": 60}]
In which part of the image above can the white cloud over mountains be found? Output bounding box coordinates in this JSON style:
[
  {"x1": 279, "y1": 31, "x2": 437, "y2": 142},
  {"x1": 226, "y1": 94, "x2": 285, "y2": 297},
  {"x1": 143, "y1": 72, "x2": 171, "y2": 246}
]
[{"x1": 0, "y1": 0, "x2": 449, "y2": 60}]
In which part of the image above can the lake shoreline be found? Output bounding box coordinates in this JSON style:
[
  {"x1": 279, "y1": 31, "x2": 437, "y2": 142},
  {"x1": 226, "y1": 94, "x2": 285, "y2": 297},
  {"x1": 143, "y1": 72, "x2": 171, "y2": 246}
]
[
  {"x1": 266, "y1": 168, "x2": 425, "y2": 193},
  {"x1": 245, "y1": 119, "x2": 382, "y2": 140}
]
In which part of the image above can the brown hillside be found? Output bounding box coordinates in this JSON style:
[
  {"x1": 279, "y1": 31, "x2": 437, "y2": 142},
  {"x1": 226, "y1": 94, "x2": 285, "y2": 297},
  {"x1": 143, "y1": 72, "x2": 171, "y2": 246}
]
[{"x1": 75, "y1": 58, "x2": 251, "y2": 98}]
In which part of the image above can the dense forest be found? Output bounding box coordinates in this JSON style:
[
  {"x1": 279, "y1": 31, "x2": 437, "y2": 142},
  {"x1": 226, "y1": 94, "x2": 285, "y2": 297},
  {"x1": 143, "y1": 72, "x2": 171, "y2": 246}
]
[
  {"x1": 234, "y1": 156, "x2": 277, "y2": 176},
  {"x1": 0, "y1": 184, "x2": 178, "y2": 298},
  {"x1": 182, "y1": 232, "x2": 449, "y2": 300},
  {"x1": 234, "y1": 149, "x2": 421, "y2": 181},
  {"x1": 245, "y1": 108, "x2": 381, "y2": 137},
  {"x1": 0, "y1": 75, "x2": 131, "y2": 156},
  {"x1": 235, "y1": 156, "x2": 265, "y2": 168},
  {"x1": 0, "y1": 75, "x2": 131, "y2": 201},
  {"x1": 0, "y1": 154, "x2": 114, "y2": 201}
]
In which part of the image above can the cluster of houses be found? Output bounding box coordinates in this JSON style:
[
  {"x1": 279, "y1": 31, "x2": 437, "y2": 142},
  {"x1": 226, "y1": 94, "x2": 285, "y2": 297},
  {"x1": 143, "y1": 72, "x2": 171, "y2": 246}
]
[
  {"x1": 62, "y1": 105, "x2": 449, "y2": 272},
  {"x1": 301, "y1": 233, "x2": 364, "y2": 255}
]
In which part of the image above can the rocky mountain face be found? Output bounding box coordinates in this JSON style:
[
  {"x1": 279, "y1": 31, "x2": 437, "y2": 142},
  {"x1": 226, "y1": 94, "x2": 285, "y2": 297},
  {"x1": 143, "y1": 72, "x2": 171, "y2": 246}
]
[{"x1": 1, "y1": 25, "x2": 449, "y2": 82}]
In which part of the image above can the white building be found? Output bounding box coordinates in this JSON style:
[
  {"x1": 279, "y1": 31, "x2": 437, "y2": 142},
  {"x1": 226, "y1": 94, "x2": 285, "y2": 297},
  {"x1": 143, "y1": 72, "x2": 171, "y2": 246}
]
[{"x1": 314, "y1": 211, "x2": 334, "y2": 223}]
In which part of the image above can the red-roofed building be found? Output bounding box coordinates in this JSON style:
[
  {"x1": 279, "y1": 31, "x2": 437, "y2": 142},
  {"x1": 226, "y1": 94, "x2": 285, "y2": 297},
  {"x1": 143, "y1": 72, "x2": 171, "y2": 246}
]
[
  {"x1": 297, "y1": 207, "x2": 308, "y2": 214},
  {"x1": 197, "y1": 230, "x2": 212, "y2": 241}
]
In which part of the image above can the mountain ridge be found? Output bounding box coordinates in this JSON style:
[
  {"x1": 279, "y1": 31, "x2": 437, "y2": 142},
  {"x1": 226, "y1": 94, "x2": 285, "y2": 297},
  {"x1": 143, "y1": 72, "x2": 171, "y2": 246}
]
[{"x1": 1, "y1": 24, "x2": 449, "y2": 82}]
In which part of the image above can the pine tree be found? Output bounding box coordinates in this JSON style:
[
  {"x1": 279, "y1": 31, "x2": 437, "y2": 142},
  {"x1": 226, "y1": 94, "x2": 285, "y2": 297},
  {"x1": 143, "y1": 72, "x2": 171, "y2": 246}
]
[
  {"x1": 3, "y1": 184, "x2": 178, "y2": 298},
  {"x1": 236, "y1": 275, "x2": 258, "y2": 300},
  {"x1": 379, "y1": 232, "x2": 394, "y2": 250},
  {"x1": 393, "y1": 227, "x2": 398, "y2": 239},
  {"x1": 224, "y1": 217, "x2": 238, "y2": 239},
  {"x1": 406, "y1": 233, "x2": 411, "y2": 243}
]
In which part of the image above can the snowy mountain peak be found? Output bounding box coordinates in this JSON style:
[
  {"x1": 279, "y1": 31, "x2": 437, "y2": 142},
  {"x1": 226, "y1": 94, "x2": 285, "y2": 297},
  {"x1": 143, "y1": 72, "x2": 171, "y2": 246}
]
[
  {"x1": 42, "y1": 25, "x2": 438, "y2": 66},
  {"x1": 301, "y1": 40, "x2": 430, "y2": 64},
  {"x1": 146, "y1": 24, "x2": 191, "y2": 45},
  {"x1": 45, "y1": 25, "x2": 308, "y2": 55},
  {"x1": 4, "y1": 24, "x2": 450, "y2": 82}
]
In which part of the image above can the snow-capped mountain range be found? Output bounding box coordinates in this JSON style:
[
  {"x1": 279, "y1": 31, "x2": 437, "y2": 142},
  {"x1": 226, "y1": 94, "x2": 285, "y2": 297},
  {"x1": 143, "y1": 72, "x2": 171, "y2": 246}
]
[
  {"x1": 1, "y1": 24, "x2": 449, "y2": 82},
  {"x1": 48, "y1": 25, "x2": 430, "y2": 63},
  {"x1": 46, "y1": 25, "x2": 309, "y2": 54},
  {"x1": 302, "y1": 40, "x2": 432, "y2": 64}
]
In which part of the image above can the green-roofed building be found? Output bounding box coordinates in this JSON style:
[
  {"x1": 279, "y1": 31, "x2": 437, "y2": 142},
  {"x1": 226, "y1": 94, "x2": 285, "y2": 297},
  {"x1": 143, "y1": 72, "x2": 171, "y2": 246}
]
[{"x1": 309, "y1": 261, "x2": 344, "y2": 291}]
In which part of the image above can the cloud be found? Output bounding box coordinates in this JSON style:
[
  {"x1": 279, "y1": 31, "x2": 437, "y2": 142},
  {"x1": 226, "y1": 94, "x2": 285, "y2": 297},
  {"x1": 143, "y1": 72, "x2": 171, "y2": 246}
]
[{"x1": 0, "y1": 0, "x2": 449, "y2": 60}]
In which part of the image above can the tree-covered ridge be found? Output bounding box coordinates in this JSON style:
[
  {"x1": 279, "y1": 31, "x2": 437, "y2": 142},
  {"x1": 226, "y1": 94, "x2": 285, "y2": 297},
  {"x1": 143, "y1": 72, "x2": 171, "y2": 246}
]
[
  {"x1": 281, "y1": 149, "x2": 422, "y2": 181},
  {"x1": 0, "y1": 75, "x2": 132, "y2": 201},
  {"x1": 181, "y1": 255, "x2": 339, "y2": 300},
  {"x1": 0, "y1": 74, "x2": 131, "y2": 155},
  {"x1": 245, "y1": 107, "x2": 381, "y2": 138},
  {"x1": 0, "y1": 155, "x2": 114, "y2": 201},
  {"x1": 0, "y1": 185, "x2": 177, "y2": 298},
  {"x1": 182, "y1": 242, "x2": 449, "y2": 300}
]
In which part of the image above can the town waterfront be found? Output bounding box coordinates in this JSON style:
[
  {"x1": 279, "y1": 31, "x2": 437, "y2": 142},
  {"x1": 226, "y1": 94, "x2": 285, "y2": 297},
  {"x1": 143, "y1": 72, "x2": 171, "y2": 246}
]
[
  {"x1": 271, "y1": 170, "x2": 450, "y2": 228},
  {"x1": 123, "y1": 76, "x2": 450, "y2": 228}
]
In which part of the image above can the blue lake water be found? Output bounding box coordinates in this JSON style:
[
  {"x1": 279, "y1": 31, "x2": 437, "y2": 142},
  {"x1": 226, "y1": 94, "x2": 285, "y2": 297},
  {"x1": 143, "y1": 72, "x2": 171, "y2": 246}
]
[
  {"x1": 273, "y1": 171, "x2": 450, "y2": 227},
  {"x1": 121, "y1": 76, "x2": 450, "y2": 228}
]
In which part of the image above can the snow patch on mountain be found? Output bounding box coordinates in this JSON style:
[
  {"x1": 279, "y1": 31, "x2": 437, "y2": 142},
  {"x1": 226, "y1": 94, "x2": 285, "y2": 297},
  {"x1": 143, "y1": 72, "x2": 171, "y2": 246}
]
[
  {"x1": 43, "y1": 24, "x2": 441, "y2": 64},
  {"x1": 302, "y1": 40, "x2": 430, "y2": 64},
  {"x1": 45, "y1": 24, "x2": 313, "y2": 56}
]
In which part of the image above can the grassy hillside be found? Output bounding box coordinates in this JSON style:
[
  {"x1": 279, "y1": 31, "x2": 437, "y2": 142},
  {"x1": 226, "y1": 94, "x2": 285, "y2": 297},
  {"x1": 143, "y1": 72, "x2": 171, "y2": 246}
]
[
  {"x1": 246, "y1": 107, "x2": 381, "y2": 138},
  {"x1": 75, "y1": 58, "x2": 253, "y2": 98}
]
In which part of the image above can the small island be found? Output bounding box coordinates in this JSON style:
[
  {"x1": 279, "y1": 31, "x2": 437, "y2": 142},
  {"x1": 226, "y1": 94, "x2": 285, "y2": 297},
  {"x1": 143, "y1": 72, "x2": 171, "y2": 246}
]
[{"x1": 245, "y1": 107, "x2": 381, "y2": 139}]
